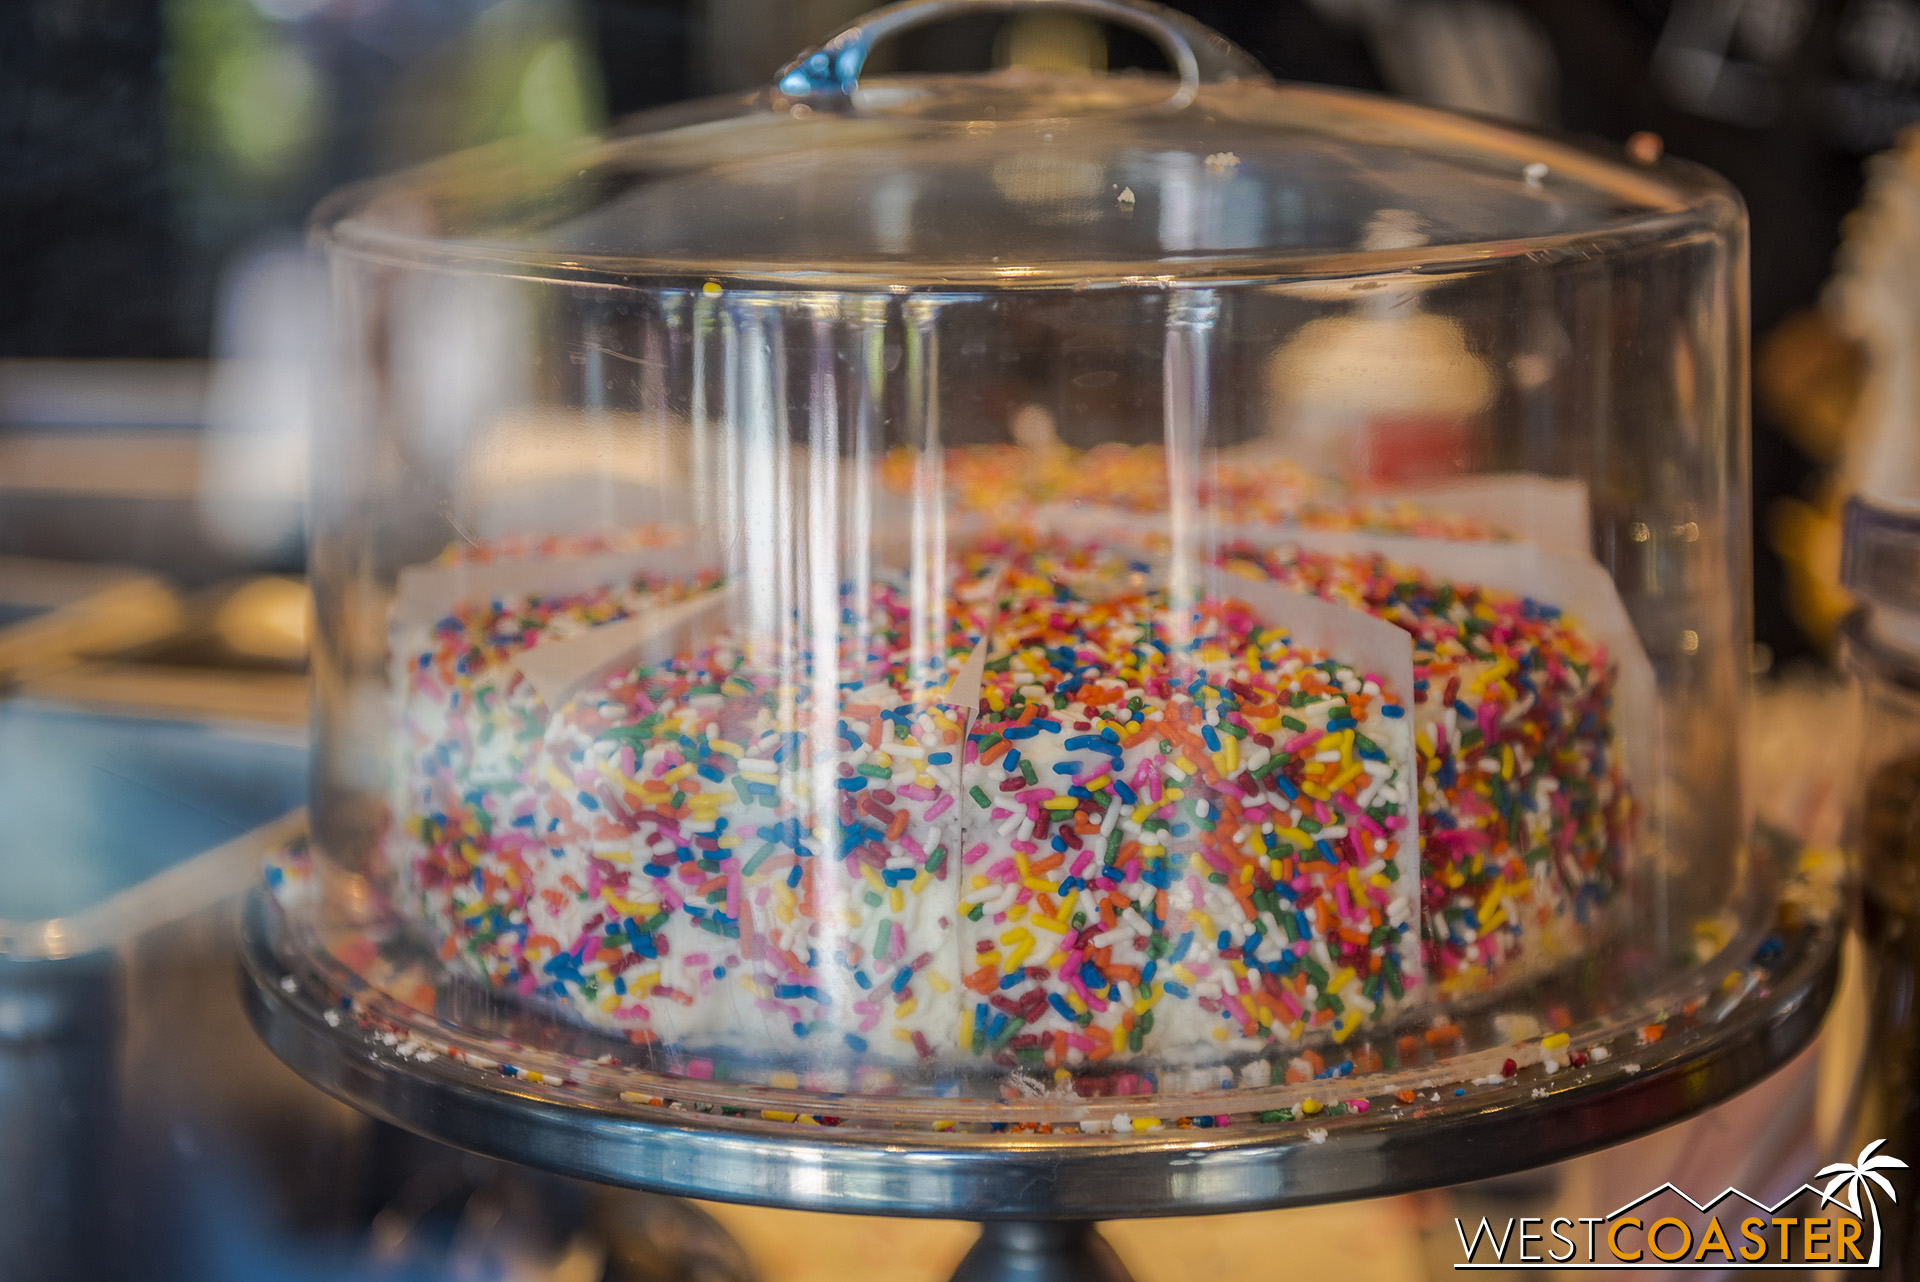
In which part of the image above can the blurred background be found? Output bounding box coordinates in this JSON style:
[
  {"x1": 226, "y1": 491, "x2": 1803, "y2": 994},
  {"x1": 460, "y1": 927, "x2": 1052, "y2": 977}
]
[
  {"x1": 7, "y1": 0, "x2": 1914, "y2": 664},
  {"x1": 0, "y1": 1, "x2": 1910, "y2": 1279}
]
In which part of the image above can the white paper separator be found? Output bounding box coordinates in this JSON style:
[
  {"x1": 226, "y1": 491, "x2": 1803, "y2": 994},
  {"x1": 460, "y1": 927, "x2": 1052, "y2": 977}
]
[
  {"x1": 983, "y1": 500, "x2": 1656, "y2": 800},
  {"x1": 1017, "y1": 468, "x2": 1591, "y2": 558},
  {"x1": 511, "y1": 583, "x2": 741, "y2": 710},
  {"x1": 1078, "y1": 529, "x2": 1427, "y2": 996},
  {"x1": 1217, "y1": 524, "x2": 1660, "y2": 803},
  {"x1": 1234, "y1": 570, "x2": 1427, "y2": 994},
  {"x1": 942, "y1": 582, "x2": 998, "y2": 722},
  {"x1": 1361, "y1": 472, "x2": 1593, "y2": 557},
  {"x1": 497, "y1": 551, "x2": 1003, "y2": 719},
  {"x1": 390, "y1": 537, "x2": 717, "y2": 632}
]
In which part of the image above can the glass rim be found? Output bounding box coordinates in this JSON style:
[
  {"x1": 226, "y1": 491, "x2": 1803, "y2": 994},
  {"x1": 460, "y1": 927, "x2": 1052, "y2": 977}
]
[{"x1": 309, "y1": 75, "x2": 1745, "y2": 289}]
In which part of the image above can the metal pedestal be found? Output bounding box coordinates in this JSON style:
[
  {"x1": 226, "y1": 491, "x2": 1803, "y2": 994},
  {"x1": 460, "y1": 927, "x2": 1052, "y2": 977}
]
[
  {"x1": 242, "y1": 872, "x2": 1841, "y2": 1282},
  {"x1": 951, "y1": 1223, "x2": 1132, "y2": 1282}
]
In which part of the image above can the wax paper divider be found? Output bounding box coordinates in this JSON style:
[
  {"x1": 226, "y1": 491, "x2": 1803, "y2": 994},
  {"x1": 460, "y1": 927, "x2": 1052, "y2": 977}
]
[
  {"x1": 1019, "y1": 507, "x2": 1422, "y2": 746},
  {"x1": 471, "y1": 534, "x2": 993, "y2": 719},
  {"x1": 510, "y1": 583, "x2": 739, "y2": 710},
  {"x1": 486, "y1": 543, "x2": 987, "y2": 1068},
  {"x1": 1072, "y1": 524, "x2": 1429, "y2": 1003},
  {"x1": 1223, "y1": 572, "x2": 1424, "y2": 962},
  {"x1": 835, "y1": 563, "x2": 993, "y2": 1070},
  {"x1": 1028, "y1": 469, "x2": 1590, "y2": 557},
  {"x1": 390, "y1": 537, "x2": 708, "y2": 632},
  {"x1": 942, "y1": 570, "x2": 1000, "y2": 719},
  {"x1": 1016, "y1": 502, "x2": 1654, "y2": 797},
  {"x1": 1362, "y1": 473, "x2": 1593, "y2": 556},
  {"x1": 1217, "y1": 524, "x2": 1659, "y2": 802}
]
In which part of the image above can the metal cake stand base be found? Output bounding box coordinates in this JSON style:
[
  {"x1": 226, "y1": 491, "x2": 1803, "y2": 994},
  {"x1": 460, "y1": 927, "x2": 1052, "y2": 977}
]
[
  {"x1": 240, "y1": 878, "x2": 1841, "y2": 1282},
  {"x1": 954, "y1": 1223, "x2": 1132, "y2": 1282}
]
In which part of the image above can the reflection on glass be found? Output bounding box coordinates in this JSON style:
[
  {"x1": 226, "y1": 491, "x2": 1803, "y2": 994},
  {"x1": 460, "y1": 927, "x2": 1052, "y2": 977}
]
[{"x1": 300, "y1": 36, "x2": 1751, "y2": 1110}]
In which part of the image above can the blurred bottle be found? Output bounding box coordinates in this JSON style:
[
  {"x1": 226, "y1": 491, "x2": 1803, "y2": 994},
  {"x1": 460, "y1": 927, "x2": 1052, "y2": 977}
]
[{"x1": 1838, "y1": 494, "x2": 1920, "y2": 1270}]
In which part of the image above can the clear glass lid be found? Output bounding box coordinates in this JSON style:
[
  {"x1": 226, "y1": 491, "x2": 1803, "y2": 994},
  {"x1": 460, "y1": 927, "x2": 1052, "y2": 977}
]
[
  {"x1": 298, "y1": 0, "x2": 1759, "y2": 1120},
  {"x1": 314, "y1": 0, "x2": 1734, "y2": 285}
]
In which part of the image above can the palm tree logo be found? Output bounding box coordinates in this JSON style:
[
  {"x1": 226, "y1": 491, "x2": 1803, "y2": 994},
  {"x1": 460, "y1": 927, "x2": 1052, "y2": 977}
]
[{"x1": 1817, "y1": 1140, "x2": 1910, "y2": 1267}]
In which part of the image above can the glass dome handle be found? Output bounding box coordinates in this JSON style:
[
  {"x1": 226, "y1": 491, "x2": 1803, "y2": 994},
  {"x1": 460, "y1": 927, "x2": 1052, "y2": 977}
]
[{"x1": 772, "y1": 0, "x2": 1269, "y2": 112}]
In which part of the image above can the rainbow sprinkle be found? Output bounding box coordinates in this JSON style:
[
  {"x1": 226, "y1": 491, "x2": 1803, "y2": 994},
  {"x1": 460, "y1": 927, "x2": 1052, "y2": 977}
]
[
  {"x1": 384, "y1": 526, "x2": 1626, "y2": 1069},
  {"x1": 954, "y1": 542, "x2": 1418, "y2": 1068},
  {"x1": 1222, "y1": 542, "x2": 1630, "y2": 984},
  {"x1": 388, "y1": 567, "x2": 717, "y2": 986},
  {"x1": 526, "y1": 576, "x2": 978, "y2": 1056},
  {"x1": 880, "y1": 443, "x2": 1508, "y2": 539}
]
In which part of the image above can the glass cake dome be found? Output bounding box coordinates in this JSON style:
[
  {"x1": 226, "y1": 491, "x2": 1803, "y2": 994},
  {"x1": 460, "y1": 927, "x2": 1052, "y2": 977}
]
[{"x1": 300, "y1": 0, "x2": 1752, "y2": 1115}]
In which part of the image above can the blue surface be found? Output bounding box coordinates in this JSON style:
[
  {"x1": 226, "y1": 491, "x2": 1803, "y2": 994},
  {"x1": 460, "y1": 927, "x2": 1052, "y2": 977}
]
[{"x1": 0, "y1": 701, "x2": 307, "y2": 922}]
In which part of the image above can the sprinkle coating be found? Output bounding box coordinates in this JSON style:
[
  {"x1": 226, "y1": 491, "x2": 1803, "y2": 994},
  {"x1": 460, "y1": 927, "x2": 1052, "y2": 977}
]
[
  {"x1": 390, "y1": 567, "x2": 718, "y2": 985},
  {"x1": 384, "y1": 528, "x2": 1627, "y2": 1069}
]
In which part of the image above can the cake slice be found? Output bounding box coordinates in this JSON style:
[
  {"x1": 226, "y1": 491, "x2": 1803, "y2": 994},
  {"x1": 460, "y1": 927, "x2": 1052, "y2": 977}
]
[
  {"x1": 523, "y1": 576, "x2": 981, "y2": 1059},
  {"x1": 953, "y1": 541, "x2": 1420, "y2": 1072},
  {"x1": 387, "y1": 567, "x2": 715, "y2": 988}
]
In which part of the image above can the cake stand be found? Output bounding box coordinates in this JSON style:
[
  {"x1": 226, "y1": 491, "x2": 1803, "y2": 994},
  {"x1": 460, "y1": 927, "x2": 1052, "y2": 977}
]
[{"x1": 240, "y1": 827, "x2": 1841, "y2": 1282}]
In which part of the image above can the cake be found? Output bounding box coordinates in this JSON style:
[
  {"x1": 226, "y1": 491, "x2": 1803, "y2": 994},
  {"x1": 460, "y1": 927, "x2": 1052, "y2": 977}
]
[
  {"x1": 950, "y1": 540, "x2": 1420, "y2": 1066},
  {"x1": 1220, "y1": 543, "x2": 1630, "y2": 985},
  {"x1": 386, "y1": 553, "x2": 718, "y2": 987},
  {"x1": 881, "y1": 442, "x2": 1509, "y2": 540},
  {"x1": 524, "y1": 574, "x2": 981, "y2": 1054},
  {"x1": 383, "y1": 522, "x2": 1629, "y2": 1072}
]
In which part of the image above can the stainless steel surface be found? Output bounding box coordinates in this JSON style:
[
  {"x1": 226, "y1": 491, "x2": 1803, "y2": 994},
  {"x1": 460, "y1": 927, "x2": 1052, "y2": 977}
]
[
  {"x1": 0, "y1": 952, "x2": 114, "y2": 1282},
  {"x1": 0, "y1": 698, "x2": 313, "y2": 1282},
  {"x1": 241, "y1": 883, "x2": 1841, "y2": 1220},
  {"x1": 771, "y1": 0, "x2": 1268, "y2": 111},
  {"x1": 0, "y1": 812, "x2": 303, "y2": 960}
]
